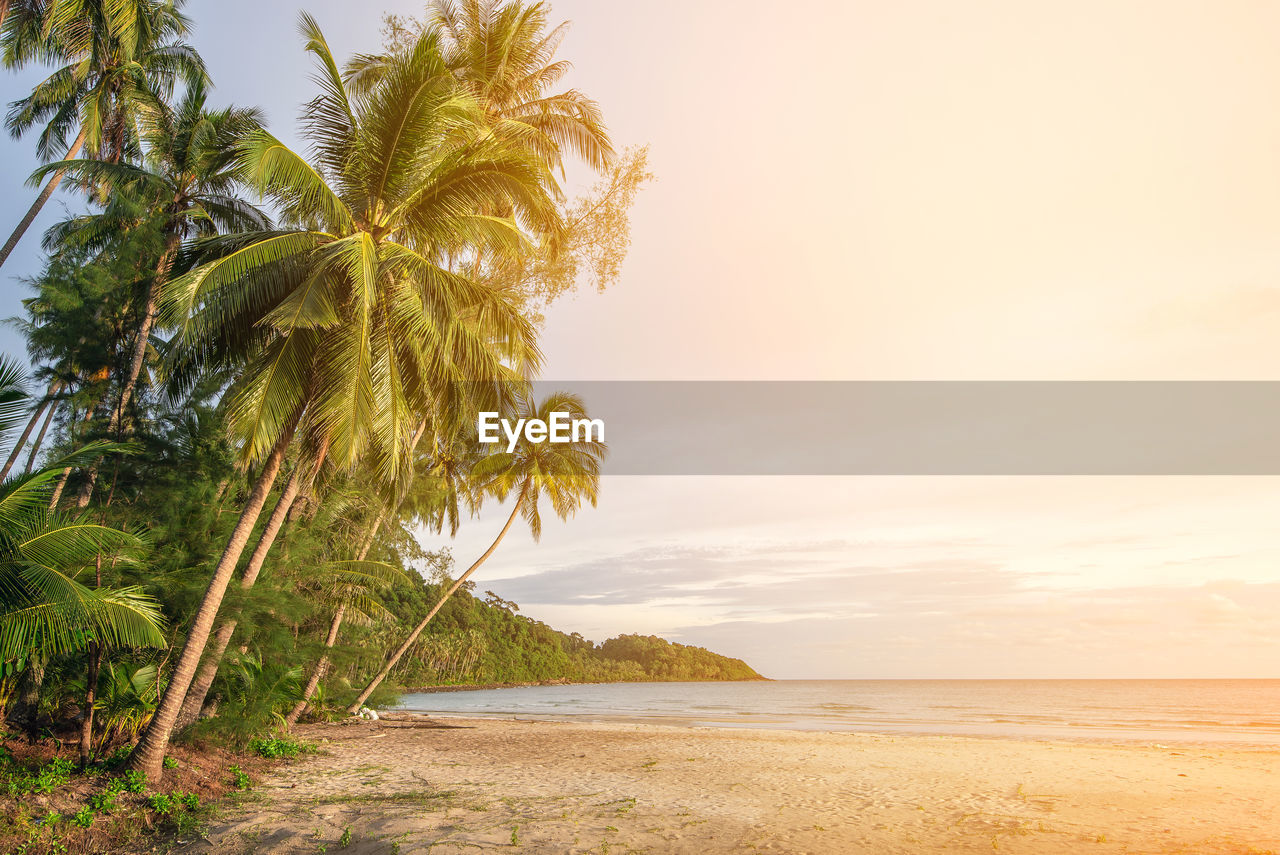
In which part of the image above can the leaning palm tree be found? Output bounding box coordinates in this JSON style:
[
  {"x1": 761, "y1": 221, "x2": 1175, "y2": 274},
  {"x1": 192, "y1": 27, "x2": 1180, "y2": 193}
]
[
  {"x1": 286, "y1": 425, "x2": 474, "y2": 725},
  {"x1": 346, "y1": 391, "x2": 605, "y2": 713},
  {"x1": 0, "y1": 0, "x2": 206, "y2": 270},
  {"x1": 127, "y1": 14, "x2": 555, "y2": 781},
  {"x1": 284, "y1": 558, "x2": 407, "y2": 727}
]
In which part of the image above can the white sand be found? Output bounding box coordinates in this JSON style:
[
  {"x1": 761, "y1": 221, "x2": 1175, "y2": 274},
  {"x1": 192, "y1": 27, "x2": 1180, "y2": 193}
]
[{"x1": 187, "y1": 716, "x2": 1280, "y2": 854}]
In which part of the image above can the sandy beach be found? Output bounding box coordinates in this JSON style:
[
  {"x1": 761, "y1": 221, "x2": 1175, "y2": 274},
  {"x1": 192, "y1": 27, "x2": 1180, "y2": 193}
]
[{"x1": 182, "y1": 716, "x2": 1280, "y2": 854}]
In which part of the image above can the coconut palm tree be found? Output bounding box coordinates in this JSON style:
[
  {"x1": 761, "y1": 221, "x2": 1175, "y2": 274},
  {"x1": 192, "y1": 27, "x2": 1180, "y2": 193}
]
[
  {"x1": 431, "y1": 0, "x2": 612, "y2": 173},
  {"x1": 127, "y1": 14, "x2": 555, "y2": 781},
  {"x1": 0, "y1": 0, "x2": 206, "y2": 270},
  {"x1": 360, "y1": 0, "x2": 612, "y2": 174},
  {"x1": 346, "y1": 391, "x2": 605, "y2": 713}
]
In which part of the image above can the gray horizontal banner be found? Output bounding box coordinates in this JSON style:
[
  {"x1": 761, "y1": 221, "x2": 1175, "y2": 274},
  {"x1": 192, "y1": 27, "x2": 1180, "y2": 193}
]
[{"x1": 494, "y1": 382, "x2": 1280, "y2": 475}]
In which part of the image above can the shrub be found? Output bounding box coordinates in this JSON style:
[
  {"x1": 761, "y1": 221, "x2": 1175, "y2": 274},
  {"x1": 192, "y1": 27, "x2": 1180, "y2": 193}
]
[
  {"x1": 146, "y1": 794, "x2": 174, "y2": 815},
  {"x1": 228, "y1": 765, "x2": 251, "y2": 790},
  {"x1": 247, "y1": 736, "x2": 311, "y2": 759}
]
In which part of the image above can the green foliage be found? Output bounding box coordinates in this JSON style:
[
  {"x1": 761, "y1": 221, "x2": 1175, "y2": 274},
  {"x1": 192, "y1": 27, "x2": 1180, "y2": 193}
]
[
  {"x1": 2, "y1": 755, "x2": 75, "y2": 797},
  {"x1": 71, "y1": 807, "x2": 94, "y2": 829},
  {"x1": 146, "y1": 793, "x2": 173, "y2": 815},
  {"x1": 162, "y1": 756, "x2": 177, "y2": 769},
  {"x1": 111, "y1": 770, "x2": 146, "y2": 795},
  {"x1": 228, "y1": 765, "x2": 251, "y2": 790},
  {"x1": 87, "y1": 791, "x2": 116, "y2": 812},
  {"x1": 247, "y1": 737, "x2": 311, "y2": 760}
]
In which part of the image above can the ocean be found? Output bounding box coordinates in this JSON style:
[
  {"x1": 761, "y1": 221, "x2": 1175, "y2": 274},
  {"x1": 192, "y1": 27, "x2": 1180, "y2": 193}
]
[{"x1": 395, "y1": 679, "x2": 1280, "y2": 745}]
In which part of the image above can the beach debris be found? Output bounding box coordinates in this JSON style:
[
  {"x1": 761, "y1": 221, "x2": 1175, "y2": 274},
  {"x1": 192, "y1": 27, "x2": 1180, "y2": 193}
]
[{"x1": 356, "y1": 706, "x2": 380, "y2": 721}]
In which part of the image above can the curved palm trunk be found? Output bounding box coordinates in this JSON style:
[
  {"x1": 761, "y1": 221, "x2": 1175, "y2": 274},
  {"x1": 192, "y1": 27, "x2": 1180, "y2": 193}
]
[
  {"x1": 286, "y1": 483, "x2": 396, "y2": 728},
  {"x1": 0, "y1": 129, "x2": 87, "y2": 272},
  {"x1": 23, "y1": 392, "x2": 58, "y2": 475},
  {"x1": 18, "y1": 654, "x2": 45, "y2": 743},
  {"x1": 173, "y1": 447, "x2": 326, "y2": 730},
  {"x1": 128, "y1": 417, "x2": 298, "y2": 782},
  {"x1": 284, "y1": 602, "x2": 345, "y2": 728},
  {"x1": 75, "y1": 233, "x2": 180, "y2": 508},
  {"x1": 48, "y1": 406, "x2": 94, "y2": 510},
  {"x1": 78, "y1": 642, "x2": 101, "y2": 767},
  {"x1": 346, "y1": 482, "x2": 528, "y2": 714}
]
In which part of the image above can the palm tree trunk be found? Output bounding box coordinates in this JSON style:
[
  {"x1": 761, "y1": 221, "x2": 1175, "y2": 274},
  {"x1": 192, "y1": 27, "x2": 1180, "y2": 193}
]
[
  {"x1": 23, "y1": 392, "x2": 58, "y2": 475},
  {"x1": 19, "y1": 654, "x2": 45, "y2": 743},
  {"x1": 173, "y1": 446, "x2": 327, "y2": 730},
  {"x1": 128, "y1": 416, "x2": 299, "y2": 782},
  {"x1": 0, "y1": 381, "x2": 58, "y2": 480},
  {"x1": 47, "y1": 467, "x2": 71, "y2": 510},
  {"x1": 285, "y1": 477, "x2": 398, "y2": 728},
  {"x1": 0, "y1": 128, "x2": 87, "y2": 272},
  {"x1": 48, "y1": 405, "x2": 94, "y2": 510},
  {"x1": 346, "y1": 482, "x2": 529, "y2": 714},
  {"x1": 75, "y1": 233, "x2": 181, "y2": 508},
  {"x1": 291, "y1": 419, "x2": 427, "y2": 721},
  {"x1": 78, "y1": 642, "x2": 101, "y2": 767},
  {"x1": 284, "y1": 602, "x2": 345, "y2": 728}
]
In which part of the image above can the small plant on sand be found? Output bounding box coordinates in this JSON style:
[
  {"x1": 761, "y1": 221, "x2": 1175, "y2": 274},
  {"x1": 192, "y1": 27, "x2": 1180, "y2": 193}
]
[
  {"x1": 510, "y1": 825, "x2": 520, "y2": 846},
  {"x1": 249, "y1": 736, "x2": 312, "y2": 759},
  {"x1": 147, "y1": 794, "x2": 174, "y2": 815},
  {"x1": 340, "y1": 826, "x2": 352, "y2": 847},
  {"x1": 117, "y1": 770, "x2": 147, "y2": 794},
  {"x1": 229, "y1": 765, "x2": 252, "y2": 790},
  {"x1": 88, "y1": 791, "x2": 117, "y2": 812}
]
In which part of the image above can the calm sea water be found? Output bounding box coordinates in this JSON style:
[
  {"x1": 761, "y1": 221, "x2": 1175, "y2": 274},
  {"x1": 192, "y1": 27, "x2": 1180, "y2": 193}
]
[{"x1": 395, "y1": 680, "x2": 1280, "y2": 745}]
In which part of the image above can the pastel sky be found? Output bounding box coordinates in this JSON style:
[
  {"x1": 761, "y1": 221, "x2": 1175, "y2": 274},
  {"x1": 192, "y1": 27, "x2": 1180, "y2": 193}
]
[{"x1": 3, "y1": 2, "x2": 1279, "y2": 677}]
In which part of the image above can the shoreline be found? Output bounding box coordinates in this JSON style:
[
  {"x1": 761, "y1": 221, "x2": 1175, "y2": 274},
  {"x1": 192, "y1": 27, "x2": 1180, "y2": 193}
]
[
  {"x1": 190, "y1": 715, "x2": 1280, "y2": 854},
  {"x1": 382, "y1": 709, "x2": 1280, "y2": 751},
  {"x1": 394, "y1": 675, "x2": 770, "y2": 694}
]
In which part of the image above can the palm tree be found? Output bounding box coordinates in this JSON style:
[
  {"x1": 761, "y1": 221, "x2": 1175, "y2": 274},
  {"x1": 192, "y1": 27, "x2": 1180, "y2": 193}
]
[
  {"x1": 346, "y1": 392, "x2": 604, "y2": 713},
  {"x1": 128, "y1": 14, "x2": 554, "y2": 781},
  {"x1": 364, "y1": 1, "x2": 638, "y2": 317},
  {"x1": 366, "y1": 0, "x2": 612, "y2": 174},
  {"x1": 33, "y1": 78, "x2": 267, "y2": 505},
  {"x1": 431, "y1": 0, "x2": 612, "y2": 173},
  {"x1": 285, "y1": 423, "x2": 471, "y2": 725},
  {"x1": 284, "y1": 558, "x2": 406, "y2": 727},
  {"x1": 171, "y1": 441, "x2": 328, "y2": 731},
  {"x1": 0, "y1": 0, "x2": 206, "y2": 270}
]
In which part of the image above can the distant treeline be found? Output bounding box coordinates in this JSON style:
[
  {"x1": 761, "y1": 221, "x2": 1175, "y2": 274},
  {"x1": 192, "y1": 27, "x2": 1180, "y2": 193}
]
[{"x1": 341, "y1": 567, "x2": 763, "y2": 689}]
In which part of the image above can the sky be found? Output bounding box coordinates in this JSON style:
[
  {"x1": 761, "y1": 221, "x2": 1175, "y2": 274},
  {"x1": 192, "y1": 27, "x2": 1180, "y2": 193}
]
[{"x1": 3, "y1": 1, "x2": 1280, "y2": 677}]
